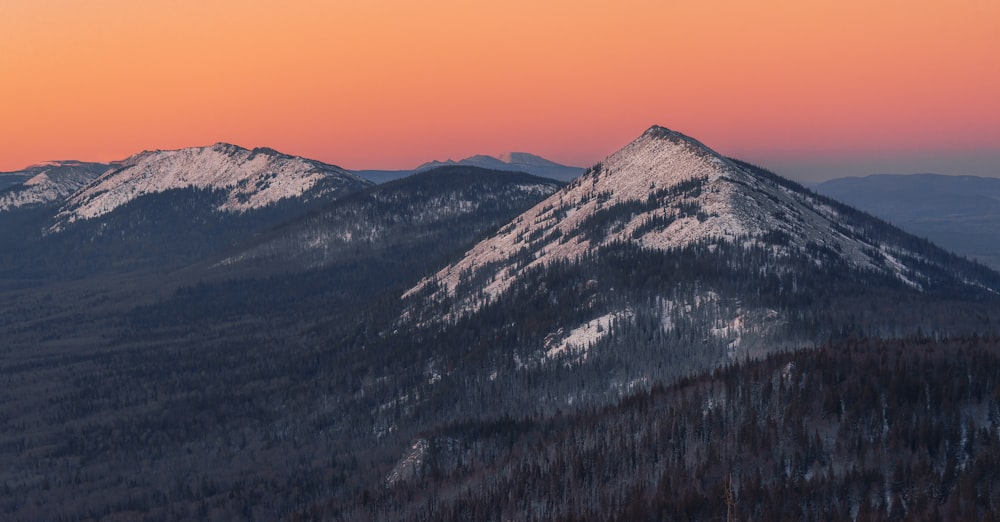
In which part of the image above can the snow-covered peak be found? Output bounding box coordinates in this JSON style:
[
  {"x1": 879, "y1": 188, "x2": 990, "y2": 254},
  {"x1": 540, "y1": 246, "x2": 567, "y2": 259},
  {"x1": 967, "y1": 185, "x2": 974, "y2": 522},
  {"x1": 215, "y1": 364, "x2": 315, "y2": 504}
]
[
  {"x1": 402, "y1": 126, "x2": 737, "y2": 309},
  {"x1": 402, "y1": 125, "x2": 1000, "y2": 325},
  {"x1": 642, "y1": 124, "x2": 695, "y2": 140},
  {"x1": 50, "y1": 144, "x2": 370, "y2": 231}
]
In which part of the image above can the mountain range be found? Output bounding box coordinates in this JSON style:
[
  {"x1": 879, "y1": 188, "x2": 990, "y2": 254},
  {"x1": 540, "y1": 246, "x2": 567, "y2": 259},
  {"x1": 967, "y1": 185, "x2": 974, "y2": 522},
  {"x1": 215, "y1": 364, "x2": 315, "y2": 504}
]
[
  {"x1": 1, "y1": 126, "x2": 998, "y2": 520},
  {"x1": 0, "y1": 148, "x2": 579, "y2": 223}
]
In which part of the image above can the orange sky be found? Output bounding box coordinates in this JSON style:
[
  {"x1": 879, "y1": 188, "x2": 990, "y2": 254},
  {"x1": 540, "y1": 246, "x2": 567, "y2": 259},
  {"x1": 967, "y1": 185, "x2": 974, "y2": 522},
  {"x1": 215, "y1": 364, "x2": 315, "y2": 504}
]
[{"x1": 1, "y1": 0, "x2": 998, "y2": 180}]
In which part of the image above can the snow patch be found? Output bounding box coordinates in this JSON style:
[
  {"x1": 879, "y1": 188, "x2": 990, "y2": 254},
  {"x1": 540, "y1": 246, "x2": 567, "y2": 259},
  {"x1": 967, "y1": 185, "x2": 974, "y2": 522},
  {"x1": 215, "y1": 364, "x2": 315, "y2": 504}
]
[
  {"x1": 544, "y1": 310, "x2": 633, "y2": 364},
  {"x1": 386, "y1": 439, "x2": 430, "y2": 485}
]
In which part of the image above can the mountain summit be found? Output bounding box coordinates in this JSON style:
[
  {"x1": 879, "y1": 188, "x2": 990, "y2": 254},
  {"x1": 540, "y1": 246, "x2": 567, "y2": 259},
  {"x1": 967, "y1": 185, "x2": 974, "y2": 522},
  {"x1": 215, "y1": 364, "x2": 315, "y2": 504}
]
[
  {"x1": 404, "y1": 125, "x2": 1000, "y2": 326},
  {"x1": 50, "y1": 143, "x2": 370, "y2": 231}
]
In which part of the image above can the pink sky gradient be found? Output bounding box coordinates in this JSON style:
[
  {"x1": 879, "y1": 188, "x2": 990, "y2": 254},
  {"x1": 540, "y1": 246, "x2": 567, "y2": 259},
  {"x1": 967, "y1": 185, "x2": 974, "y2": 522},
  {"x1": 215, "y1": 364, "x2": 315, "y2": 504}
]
[{"x1": 1, "y1": 0, "x2": 997, "y2": 182}]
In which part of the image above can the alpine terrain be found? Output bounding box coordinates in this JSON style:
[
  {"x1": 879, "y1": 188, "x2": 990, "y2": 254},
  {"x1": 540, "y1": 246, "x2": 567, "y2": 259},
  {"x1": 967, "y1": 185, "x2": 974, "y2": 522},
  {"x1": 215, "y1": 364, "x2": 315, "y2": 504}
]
[{"x1": 406, "y1": 125, "x2": 998, "y2": 327}]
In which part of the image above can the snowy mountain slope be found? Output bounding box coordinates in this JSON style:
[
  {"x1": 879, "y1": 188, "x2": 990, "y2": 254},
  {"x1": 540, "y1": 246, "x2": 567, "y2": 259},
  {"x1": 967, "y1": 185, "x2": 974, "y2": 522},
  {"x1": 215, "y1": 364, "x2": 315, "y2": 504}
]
[
  {"x1": 50, "y1": 143, "x2": 370, "y2": 231},
  {"x1": 403, "y1": 126, "x2": 1000, "y2": 325},
  {"x1": 0, "y1": 161, "x2": 108, "y2": 211}
]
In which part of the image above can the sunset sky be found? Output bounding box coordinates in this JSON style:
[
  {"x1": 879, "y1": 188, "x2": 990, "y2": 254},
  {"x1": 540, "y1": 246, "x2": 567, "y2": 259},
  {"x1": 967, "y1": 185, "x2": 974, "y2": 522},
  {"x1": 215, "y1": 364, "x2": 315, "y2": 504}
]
[{"x1": 1, "y1": 0, "x2": 997, "y2": 181}]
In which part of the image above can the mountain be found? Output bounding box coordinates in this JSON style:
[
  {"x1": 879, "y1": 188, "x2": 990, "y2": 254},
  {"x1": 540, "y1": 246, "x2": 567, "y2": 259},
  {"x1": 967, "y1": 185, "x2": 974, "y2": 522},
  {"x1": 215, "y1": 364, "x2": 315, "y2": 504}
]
[
  {"x1": 50, "y1": 143, "x2": 370, "y2": 232},
  {"x1": 405, "y1": 126, "x2": 1000, "y2": 327},
  {"x1": 815, "y1": 174, "x2": 1000, "y2": 271},
  {"x1": 356, "y1": 152, "x2": 585, "y2": 184},
  {"x1": 0, "y1": 145, "x2": 372, "y2": 281},
  {"x1": 0, "y1": 161, "x2": 108, "y2": 211}
]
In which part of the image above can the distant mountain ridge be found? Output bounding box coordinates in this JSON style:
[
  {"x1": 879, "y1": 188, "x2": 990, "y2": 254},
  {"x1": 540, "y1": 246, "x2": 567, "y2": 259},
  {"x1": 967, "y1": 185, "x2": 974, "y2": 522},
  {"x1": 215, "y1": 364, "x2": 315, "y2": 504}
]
[
  {"x1": 357, "y1": 152, "x2": 584, "y2": 183},
  {"x1": 2, "y1": 148, "x2": 588, "y2": 219},
  {"x1": 815, "y1": 173, "x2": 1000, "y2": 270},
  {"x1": 416, "y1": 151, "x2": 584, "y2": 181}
]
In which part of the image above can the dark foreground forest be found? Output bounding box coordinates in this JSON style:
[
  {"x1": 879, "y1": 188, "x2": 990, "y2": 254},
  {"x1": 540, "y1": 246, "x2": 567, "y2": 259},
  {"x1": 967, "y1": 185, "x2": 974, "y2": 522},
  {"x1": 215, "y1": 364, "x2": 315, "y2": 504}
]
[{"x1": 326, "y1": 337, "x2": 1000, "y2": 521}]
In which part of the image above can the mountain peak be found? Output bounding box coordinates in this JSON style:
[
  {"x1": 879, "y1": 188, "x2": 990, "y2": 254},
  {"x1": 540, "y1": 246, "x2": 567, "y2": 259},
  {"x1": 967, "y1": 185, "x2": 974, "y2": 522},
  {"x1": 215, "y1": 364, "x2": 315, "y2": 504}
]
[
  {"x1": 643, "y1": 124, "x2": 680, "y2": 138},
  {"x1": 641, "y1": 124, "x2": 699, "y2": 145},
  {"x1": 402, "y1": 126, "x2": 1000, "y2": 325},
  {"x1": 637, "y1": 125, "x2": 724, "y2": 160},
  {"x1": 50, "y1": 144, "x2": 369, "y2": 231}
]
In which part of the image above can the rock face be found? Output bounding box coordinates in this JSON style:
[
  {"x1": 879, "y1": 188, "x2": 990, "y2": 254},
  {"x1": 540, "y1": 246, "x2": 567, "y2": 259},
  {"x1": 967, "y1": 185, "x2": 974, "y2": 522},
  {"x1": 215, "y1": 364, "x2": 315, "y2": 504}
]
[
  {"x1": 50, "y1": 143, "x2": 371, "y2": 231},
  {"x1": 403, "y1": 125, "x2": 1000, "y2": 324}
]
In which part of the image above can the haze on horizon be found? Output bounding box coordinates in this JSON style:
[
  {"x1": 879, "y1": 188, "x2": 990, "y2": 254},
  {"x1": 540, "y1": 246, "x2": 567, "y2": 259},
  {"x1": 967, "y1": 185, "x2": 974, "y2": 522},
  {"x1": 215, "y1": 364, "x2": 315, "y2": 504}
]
[{"x1": 1, "y1": 0, "x2": 997, "y2": 183}]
